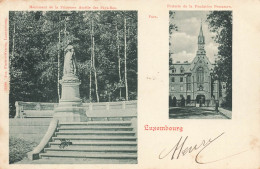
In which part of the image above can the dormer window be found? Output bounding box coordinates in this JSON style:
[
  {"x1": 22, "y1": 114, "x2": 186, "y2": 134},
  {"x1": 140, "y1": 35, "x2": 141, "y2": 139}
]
[
  {"x1": 173, "y1": 68, "x2": 176, "y2": 73},
  {"x1": 180, "y1": 66, "x2": 184, "y2": 73}
]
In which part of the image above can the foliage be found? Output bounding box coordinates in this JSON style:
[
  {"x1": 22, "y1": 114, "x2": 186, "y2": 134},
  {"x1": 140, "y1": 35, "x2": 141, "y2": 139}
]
[
  {"x1": 169, "y1": 11, "x2": 178, "y2": 65},
  {"x1": 9, "y1": 11, "x2": 137, "y2": 116},
  {"x1": 207, "y1": 11, "x2": 232, "y2": 109},
  {"x1": 169, "y1": 11, "x2": 178, "y2": 35},
  {"x1": 9, "y1": 137, "x2": 38, "y2": 164}
]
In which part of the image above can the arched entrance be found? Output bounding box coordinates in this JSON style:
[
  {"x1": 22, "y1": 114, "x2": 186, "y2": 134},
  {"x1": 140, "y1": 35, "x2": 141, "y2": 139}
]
[{"x1": 196, "y1": 95, "x2": 205, "y2": 104}]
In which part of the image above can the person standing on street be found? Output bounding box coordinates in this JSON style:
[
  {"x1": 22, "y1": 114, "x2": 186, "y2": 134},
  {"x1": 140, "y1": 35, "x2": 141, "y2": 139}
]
[{"x1": 215, "y1": 100, "x2": 219, "y2": 113}]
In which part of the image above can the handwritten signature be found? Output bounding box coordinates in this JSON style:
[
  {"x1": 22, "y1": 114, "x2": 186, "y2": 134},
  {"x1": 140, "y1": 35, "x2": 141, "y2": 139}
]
[{"x1": 159, "y1": 132, "x2": 247, "y2": 164}]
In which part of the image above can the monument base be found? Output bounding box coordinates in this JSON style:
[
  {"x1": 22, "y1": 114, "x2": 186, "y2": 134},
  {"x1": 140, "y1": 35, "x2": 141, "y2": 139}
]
[
  {"x1": 54, "y1": 104, "x2": 87, "y2": 122},
  {"x1": 54, "y1": 74, "x2": 87, "y2": 122},
  {"x1": 53, "y1": 111, "x2": 87, "y2": 122}
]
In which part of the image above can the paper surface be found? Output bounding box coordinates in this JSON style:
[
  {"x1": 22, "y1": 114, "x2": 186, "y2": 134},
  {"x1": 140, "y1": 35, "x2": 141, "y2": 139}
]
[{"x1": 0, "y1": 0, "x2": 260, "y2": 168}]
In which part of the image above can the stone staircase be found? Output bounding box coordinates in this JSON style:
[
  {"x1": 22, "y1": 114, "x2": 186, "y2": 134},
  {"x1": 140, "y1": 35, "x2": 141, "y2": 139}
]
[{"x1": 39, "y1": 121, "x2": 137, "y2": 164}]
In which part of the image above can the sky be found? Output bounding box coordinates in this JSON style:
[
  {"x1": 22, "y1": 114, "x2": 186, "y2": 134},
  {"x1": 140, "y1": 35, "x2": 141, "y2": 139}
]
[{"x1": 169, "y1": 11, "x2": 218, "y2": 64}]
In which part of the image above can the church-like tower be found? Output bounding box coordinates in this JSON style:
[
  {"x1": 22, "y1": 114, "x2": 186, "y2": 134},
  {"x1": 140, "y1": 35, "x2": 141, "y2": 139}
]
[
  {"x1": 197, "y1": 22, "x2": 206, "y2": 55},
  {"x1": 169, "y1": 21, "x2": 222, "y2": 104}
]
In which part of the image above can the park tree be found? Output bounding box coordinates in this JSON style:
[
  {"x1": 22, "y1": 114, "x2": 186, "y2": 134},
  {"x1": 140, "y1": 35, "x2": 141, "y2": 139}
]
[
  {"x1": 9, "y1": 11, "x2": 138, "y2": 117},
  {"x1": 169, "y1": 11, "x2": 178, "y2": 65},
  {"x1": 9, "y1": 11, "x2": 54, "y2": 115},
  {"x1": 207, "y1": 11, "x2": 232, "y2": 109}
]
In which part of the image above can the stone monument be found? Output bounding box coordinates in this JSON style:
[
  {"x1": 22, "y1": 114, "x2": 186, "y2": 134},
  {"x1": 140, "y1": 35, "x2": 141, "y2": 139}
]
[{"x1": 54, "y1": 45, "x2": 86, "y2": 122}]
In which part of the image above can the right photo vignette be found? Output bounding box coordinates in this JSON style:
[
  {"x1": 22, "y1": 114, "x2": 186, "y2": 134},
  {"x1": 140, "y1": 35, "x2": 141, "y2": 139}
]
[{"x1": 169, "y1": 11, "x2": 232, "y2": 119}]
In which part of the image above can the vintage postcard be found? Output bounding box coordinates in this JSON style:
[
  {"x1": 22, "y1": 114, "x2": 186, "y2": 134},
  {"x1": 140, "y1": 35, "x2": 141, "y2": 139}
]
[{"x1": 0, "y1": 0, "x2": 259, "y2": 169}]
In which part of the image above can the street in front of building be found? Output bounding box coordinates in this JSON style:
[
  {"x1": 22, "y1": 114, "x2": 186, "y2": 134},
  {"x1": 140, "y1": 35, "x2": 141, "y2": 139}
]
[{"x1": 169, "y1": 107, "x2": 230, "y2": 119}]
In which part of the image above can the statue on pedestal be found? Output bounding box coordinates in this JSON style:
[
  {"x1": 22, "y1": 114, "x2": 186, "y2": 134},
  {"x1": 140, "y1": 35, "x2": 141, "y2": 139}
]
[
  {"x1": 63, "y1": 45, "x2": 77, "y2": 76},
  {"x1": 54, "y1": 44, "x2": 85, "y2": 122}
]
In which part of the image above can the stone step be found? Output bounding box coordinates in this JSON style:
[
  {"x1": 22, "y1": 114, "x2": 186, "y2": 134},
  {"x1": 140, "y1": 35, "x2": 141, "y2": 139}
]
[
  {"x1": 58, "y1": 126, "x2": 133, "y2": 131},
  {"x1": 30, "y1": 158, "x2": 137, "y2": 164},
  {"x1": 49, "y1": 141, "x2": 137, "y2": 147},
  {"x1": 44, "y1": 146, "x2": 137, "y2": 153},
  {"x1": 53, "y1": 136, "x2": 137, "y2": 141},
  {"x1": 40, "y1": 151, "x2": 137, "y2": 159},
  {"x1": 39, "y1": 120, "x2": 137, "y2": 163},
  {"x1": 49, "y1": 144, "x2": 137, "y2": 150},
  {"x1": 59, "y1": 121, "x2": 132, "y2": 127},
  {"x1": 55, "y1": 131, "x2": 136, "y2": 136}
]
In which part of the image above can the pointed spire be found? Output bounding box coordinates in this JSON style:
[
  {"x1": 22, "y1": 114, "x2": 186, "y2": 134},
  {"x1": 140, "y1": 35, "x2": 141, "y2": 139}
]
[
  {"x1": 198, "y1": 20, "x2": 205, "y2": 45},
  {"x1": 197, "y1": 19, "x2": 205, "y2": 53},
  {"x1": 199, "y1": 20, "x2": 204, "y2": 37}
]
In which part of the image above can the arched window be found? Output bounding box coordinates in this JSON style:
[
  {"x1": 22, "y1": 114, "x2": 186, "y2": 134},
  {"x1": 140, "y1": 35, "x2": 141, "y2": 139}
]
[
  {"x1": 197, "y1": 67, "x2": 204, "y2": 90},
  {"x1": 197, "y1": 67, "x2": 204, "y2": 83}
]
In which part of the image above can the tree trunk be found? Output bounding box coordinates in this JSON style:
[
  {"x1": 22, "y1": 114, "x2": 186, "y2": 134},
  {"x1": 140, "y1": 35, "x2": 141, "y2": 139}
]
[
  {"x1": 124, "y1": 17, "x2": 128, "y2": 101},
  {"x1": 93, "y1": 36, "x2": 99, "y2": 102},
  {"x1": 89, "y1": 19, "x2": 93, "y2": 102},
  {"x1": 64, "y1": 17, "x2": 67, "y2": 57},
  {"x1": 11, "y1": 23, "x2": 15, "y2": 64},
  {"x1": 89, "y1": 62, "x2": 92, "y2": 102},
  {"x1": 57, "y1": 28, "x2": 61, "y2": 101},
  {"x1": 116, "y1": 24, "x2": 122, "y2": 99}
]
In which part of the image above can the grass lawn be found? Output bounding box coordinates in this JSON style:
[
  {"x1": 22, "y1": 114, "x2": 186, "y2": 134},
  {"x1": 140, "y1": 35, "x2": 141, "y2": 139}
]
[{"x1": 9, "y1": 137, "x2": 38, "y2": 164}]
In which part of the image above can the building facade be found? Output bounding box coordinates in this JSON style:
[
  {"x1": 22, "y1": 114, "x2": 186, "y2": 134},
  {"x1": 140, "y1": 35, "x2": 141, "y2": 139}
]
[{"x1": 169, "y1": 23, "x2": 226, "y2": 105}]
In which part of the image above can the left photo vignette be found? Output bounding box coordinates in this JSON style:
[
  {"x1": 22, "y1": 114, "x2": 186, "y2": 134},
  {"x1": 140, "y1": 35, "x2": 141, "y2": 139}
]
[{"x1": 9, "y1": 11, "x2": 138, "y2": 164}]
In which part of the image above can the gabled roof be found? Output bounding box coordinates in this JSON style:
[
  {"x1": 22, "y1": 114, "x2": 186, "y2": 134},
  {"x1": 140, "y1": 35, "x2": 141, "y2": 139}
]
[{"x1": 187, "y1": 54, "x2": 214, "y2": 73}]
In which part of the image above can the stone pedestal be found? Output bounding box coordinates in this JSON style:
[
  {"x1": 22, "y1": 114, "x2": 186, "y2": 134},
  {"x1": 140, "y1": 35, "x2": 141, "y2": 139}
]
[{"x1": 54, "y1": 74, "x2": 86, "y2": 122}]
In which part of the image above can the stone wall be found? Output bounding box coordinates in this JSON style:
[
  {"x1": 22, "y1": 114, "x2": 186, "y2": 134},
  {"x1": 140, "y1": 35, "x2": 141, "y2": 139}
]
[
  {"x1": 15, "y1": 101, "x2": 137, "y2": 118},
  {"x1": 9, "y1": 118, "x2": 52, "y2": 143}
]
